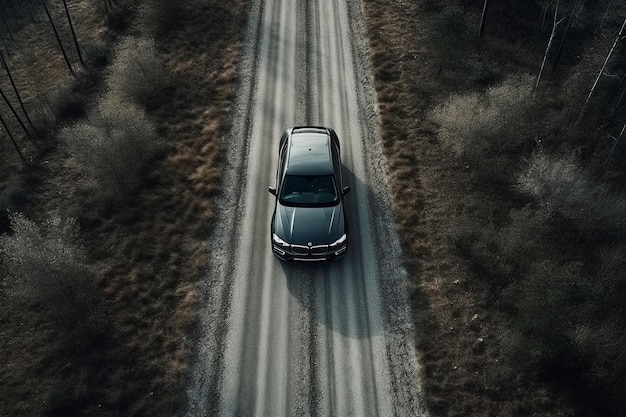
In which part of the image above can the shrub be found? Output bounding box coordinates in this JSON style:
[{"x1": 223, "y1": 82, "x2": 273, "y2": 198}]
[
  {"x1": 45, "y1": 80, "x2": 89, "y2": 122},
  {"x1": 107, "y1": 36, "x2": 168, "y2": 108},
  {"x1": 432, "y1": 74, "x2": 534, "y2": 159},
  {"x1": 517, "y1": 152, "x2": 626, "y2": 233},
  {"x1": 83, "y1": 40, "x2": 110, "y2": 69},
  {"x1": 0, "y1": 214, "x2": 97, "y2": 319},
  {"x1": 517, "y1": 152, "x2": 588, "y2": 210},
  {"x1": 61, "y1": 94, "x2": 158, "y2": 198}
]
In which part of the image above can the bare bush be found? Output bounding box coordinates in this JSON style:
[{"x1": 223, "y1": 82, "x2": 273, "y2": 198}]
[
  {"x1": 517, "y1": 152, "x2": 626, "y2": 232},
  {"x1": 61, "y1": 94, "x2": 158, "y2": 197},
  {"x1": 518, "y1": 152, "x2": 589, "y2": 216},
  {"x1": 0, "y1": 214, "x2": 94, "y2": 313},
  {"x1": 42, "y1": 78, "x2": 89, "y2": 125},
  {"x1": 107, "y1": 36, "x2": 168, "y2": 107},
  {"x1": 432, "y1": 74, "x2": 534, "y2": 159}
]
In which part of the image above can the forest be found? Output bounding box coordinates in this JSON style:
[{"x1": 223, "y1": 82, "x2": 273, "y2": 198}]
[{"x1": 363, "y1": 0, "x2": 626, "y2": 415}]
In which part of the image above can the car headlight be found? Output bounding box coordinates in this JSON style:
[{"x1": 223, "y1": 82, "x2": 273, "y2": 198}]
[
  {"x1": 272, "y1": 233, "x2": 289, "y2": 246},
  {"x1": 330, "y1": 234, "x2": 347, "y2": 247}
]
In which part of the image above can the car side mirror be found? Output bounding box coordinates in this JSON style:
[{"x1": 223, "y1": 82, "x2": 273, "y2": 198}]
[
  {"x1": 342, "y1": 185, "x2": 351, "y2": 195},
  {"x1": 269, "y1": 186, "x2": 277, "y2": 196}
]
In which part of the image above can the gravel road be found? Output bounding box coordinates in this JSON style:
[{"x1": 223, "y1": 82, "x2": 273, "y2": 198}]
[{"x1": 184, "y1": 0, "x2": 427, "y2": 415}]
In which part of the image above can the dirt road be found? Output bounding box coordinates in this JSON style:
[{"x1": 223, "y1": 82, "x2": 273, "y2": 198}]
[{"x1": 184, "y1": 0, "x2": 426, "y2": 415}]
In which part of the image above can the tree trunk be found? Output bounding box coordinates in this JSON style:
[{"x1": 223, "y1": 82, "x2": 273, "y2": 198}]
[
  {"x1": 604, "y1": 123, "x2": 626, "y2": 170},
  {"x1": 478, "y1": 0, "x2": 489, "y2": 39},
  {"x1": 536, "y1": 0, "x2": 564, "y2": 90},
  {"x1": 609, "y1": 75, "x2": 626, "y2": 124},
  {"x1": 551, "y1": 0, "x2": 578, "y2": 72},
  {"x1": 599, "y1": 0, "x2": 615, "y2": 30},
  {"x1": 576, "y1": 15, "x2": 626, "y2": 125},
  {"x1": 62, "y1": 0, "x2": 84, "y2": 67}
]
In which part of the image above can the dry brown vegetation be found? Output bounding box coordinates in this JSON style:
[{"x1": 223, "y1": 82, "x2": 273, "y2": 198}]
[
  {"x1": 0, "y1": 0, "x2": 243, "y2": 415},
  {"x1": 364, "y1": 0, "x2": 626, "y2": 415}
]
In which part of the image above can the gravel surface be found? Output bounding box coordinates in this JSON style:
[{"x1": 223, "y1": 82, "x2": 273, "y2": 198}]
[{"x1": 183, "y1": 0, "x2": 427, "y2": 415}]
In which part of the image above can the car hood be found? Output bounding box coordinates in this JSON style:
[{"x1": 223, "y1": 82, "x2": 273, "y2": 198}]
[{"x1": 274, "y1": 202, "x2": 345, "y2": 245}]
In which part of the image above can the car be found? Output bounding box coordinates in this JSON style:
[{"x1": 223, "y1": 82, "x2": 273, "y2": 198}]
[{"x1": 269, "y1": 126, "x2": 350, "y2": 262}]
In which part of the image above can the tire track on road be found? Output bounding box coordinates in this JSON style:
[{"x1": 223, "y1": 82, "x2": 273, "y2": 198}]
[{"x1": 218, "y1": 0, "x2": 297, "y2": 414}]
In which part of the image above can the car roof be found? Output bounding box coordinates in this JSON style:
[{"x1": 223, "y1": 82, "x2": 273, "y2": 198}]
[{"x1": 285, "y1": 128, "x2": 334, "y2": 175}]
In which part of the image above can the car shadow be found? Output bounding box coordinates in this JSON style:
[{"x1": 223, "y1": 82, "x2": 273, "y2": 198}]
[{"x1": 280, "y1": 164, "x2": 405, "y2": 340}]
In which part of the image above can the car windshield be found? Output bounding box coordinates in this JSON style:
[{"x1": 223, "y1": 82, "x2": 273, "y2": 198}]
[{"x1": 280, "y1": 175, "x2": 338, "y2": 206}]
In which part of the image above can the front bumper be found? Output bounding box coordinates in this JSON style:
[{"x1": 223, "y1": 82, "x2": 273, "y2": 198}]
[{"x1": 272, "y1": 241, "x2": 347, "y2": 262}]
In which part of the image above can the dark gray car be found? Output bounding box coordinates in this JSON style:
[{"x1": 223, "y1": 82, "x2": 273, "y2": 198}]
[{"x1": 269, "y1": 126, "x2": 350, "y2": 261}]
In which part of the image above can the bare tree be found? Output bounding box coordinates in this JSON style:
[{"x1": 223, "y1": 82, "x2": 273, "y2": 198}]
[
  {"x1": 576, "y1": 15, "x2": 626, "y2": 125},
  {"x1": 600, "y1": 0, "x2": 616, "y2": 30},
  {"x1": 551, "y1": 0, "x2": 579, "y2": 72},
  {"x1": 540, "y1": 0, "x2": 558, "y2": 30},
  {"x1": 605, "y1": 123, "x2": 626, "y2": 168},
  {"x1": 536, "y1": 0, "x2": 566, "y2": 90},
  {"x1": 478, "y1": 0, "x2": 489, "y2": 39},
  {"x1": 62, "y1": 0, "x2": 84, "y2": 67},
  {"x1": 609, "y1": 75, "x2": 626, "y2": 123}
]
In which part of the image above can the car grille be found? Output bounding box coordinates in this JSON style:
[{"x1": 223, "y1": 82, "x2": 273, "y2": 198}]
[
  {"x1": 289, "y1": 244, "x2": 330, "y2": 257},
  {"x1": 311, "y1": 245, "x2": 329, "y2": 255},
  {"x1": 291, "y1": 245, "x2": 310, "y2": 256}
]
